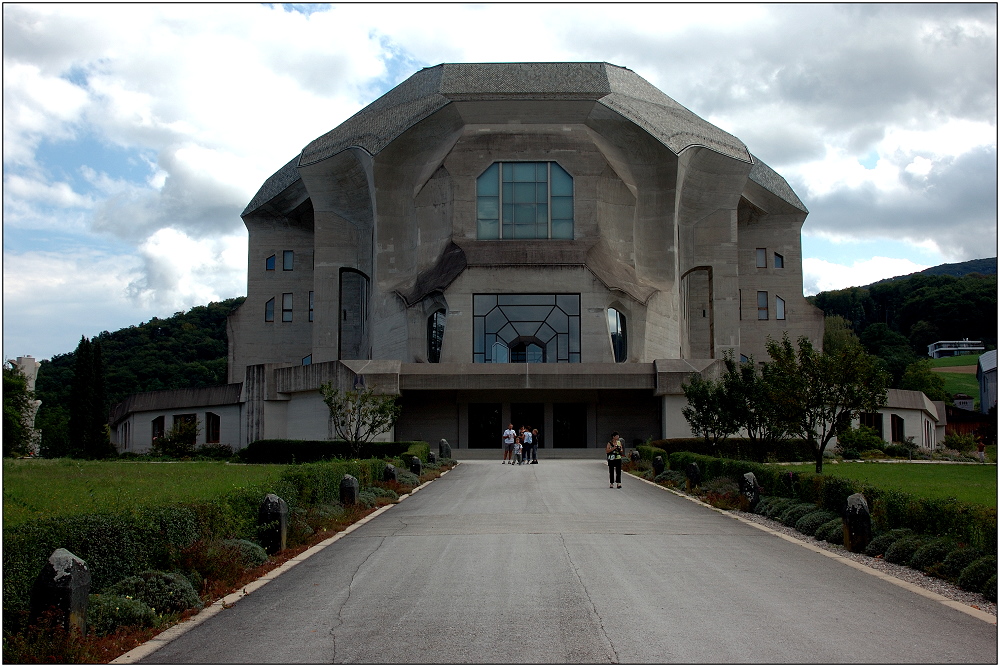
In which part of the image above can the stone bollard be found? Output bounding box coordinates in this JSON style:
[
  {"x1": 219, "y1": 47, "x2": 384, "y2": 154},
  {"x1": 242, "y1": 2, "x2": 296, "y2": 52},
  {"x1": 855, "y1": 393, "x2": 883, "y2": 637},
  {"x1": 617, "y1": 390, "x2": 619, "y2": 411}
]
[
  {"x1": 409, "y1": 456, "x2": 422, "y2": 477},
  {"x1": 428, "y1": 450, "x2": 437, "y2": 464},
  {"x1": 258, "y1": 494, "x2": 288, "y2": 554},
  {"x1": 652, "y1": 456, "x2": 665, "y2": 476},
  {"x1": 340, "y1": 474, "x2": 360, "y2": 505},
  {"x1": 439, "y1": 438, "x2": 452, "y2": 459},
  {"x1": 383, "y1": 463, "x2": 398, "y2": 483},
  {"x1": 685, "y1": 462, "x2": 701, "y2": 491},
  {"x1": 842, "y1": 493, "x2": 872, "y2": 553},
  {"x1": 630, "y1": 450, "x2": 640, "y2": 463},
  {"x1": 740, "y1": 472, "x2": 761, "y2": 511},
  {"x1": 30, "y1": 548, "x2": 91, "y2": 635}
]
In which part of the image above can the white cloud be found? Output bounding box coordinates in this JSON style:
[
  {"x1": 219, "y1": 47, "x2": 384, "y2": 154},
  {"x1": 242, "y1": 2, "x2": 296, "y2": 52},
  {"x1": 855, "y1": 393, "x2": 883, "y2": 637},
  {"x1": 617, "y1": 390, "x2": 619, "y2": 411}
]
[{"x1": 802, "y1": 256, "x2": 931, "y2": 295}]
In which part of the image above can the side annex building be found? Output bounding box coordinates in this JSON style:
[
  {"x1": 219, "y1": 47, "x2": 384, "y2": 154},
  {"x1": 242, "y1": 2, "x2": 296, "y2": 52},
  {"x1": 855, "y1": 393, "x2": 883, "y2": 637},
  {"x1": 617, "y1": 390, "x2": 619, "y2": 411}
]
[{"x1": 110, "y1": 62, "x2": 826, "y2": 453}]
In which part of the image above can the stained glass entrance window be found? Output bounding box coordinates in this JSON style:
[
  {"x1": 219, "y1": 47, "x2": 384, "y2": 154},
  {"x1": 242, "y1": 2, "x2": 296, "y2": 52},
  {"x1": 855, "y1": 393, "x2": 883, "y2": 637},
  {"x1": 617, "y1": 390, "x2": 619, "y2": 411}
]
[{"x1": 473, "y1": 294, "x2": 580, "y2": 363}]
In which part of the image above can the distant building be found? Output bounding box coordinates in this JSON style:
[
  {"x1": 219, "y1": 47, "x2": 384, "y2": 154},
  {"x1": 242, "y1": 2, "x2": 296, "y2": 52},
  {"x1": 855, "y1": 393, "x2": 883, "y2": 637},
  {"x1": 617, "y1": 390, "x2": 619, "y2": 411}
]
[
  {"x1": 952, "y1": 393, "x2": 975, "y2": 411},
  {"x1": 110, "y1": 62, "x2": 823, "y2": 453},
  {"x1": 853, "y1": 389, "x2": 945, "y2": 449},
  {"x1": 978, "y1": 350, "x2": 997, "y2": 414},
  {"x1": 927, "y1": 339, "x2": 985, "y2": 359}
]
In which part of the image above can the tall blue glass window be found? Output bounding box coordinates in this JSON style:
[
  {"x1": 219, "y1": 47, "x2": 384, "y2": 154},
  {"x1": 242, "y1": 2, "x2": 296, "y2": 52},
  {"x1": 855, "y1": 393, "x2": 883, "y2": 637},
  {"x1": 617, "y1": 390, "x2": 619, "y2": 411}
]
[
  {"x1": 473, "y1": 294, "x2": 580, "y2": 363},
  {"x1": 477, "y1": 162, "x2": 573, "y2": 240}
]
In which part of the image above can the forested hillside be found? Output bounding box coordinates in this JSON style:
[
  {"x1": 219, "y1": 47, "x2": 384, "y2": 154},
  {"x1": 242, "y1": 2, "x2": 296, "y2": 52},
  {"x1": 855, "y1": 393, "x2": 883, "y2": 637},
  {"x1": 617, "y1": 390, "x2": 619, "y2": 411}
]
[{"x1": 33, "y1": 297, "x2": 244, "y2": 455}]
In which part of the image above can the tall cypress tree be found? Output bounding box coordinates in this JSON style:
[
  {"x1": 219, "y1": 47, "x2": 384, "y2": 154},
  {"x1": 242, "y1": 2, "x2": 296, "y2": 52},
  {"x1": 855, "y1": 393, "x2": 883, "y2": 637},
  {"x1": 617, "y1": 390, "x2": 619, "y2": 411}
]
[{"x1": 68, "y1": 336, "x2": 94, "y2": 457}]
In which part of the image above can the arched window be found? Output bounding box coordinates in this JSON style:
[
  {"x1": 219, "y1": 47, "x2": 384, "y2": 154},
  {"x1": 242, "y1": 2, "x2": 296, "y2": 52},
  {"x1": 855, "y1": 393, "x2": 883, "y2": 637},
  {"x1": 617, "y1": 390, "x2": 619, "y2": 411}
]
[
  {"x1": 607, "y1": 308, "x2": 627, "y2": 362},
  {"x1": 476, "y1": 162, "x2": 573, "y2": 240},
  {"x1": 427, "y1": 309, "x2": 446, "y2": 363}
]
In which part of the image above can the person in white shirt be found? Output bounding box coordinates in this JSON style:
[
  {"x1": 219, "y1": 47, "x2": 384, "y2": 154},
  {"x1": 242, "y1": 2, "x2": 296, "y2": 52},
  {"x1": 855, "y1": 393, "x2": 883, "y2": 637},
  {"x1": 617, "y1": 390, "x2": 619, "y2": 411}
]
[
  {"x1": 502, "y1": 423, "x2": 516, "y2": 464},
  {"x1": 521, "y1": 427, "x2": 533, "y2": 465}
]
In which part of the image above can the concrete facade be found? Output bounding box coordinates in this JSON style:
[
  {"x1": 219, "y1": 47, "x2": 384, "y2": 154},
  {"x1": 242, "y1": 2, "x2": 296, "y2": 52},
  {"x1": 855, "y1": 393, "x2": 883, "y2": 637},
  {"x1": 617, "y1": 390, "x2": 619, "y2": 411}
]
[{"x1": 111, "y1": 63, "x2": 823, "y2": 453}]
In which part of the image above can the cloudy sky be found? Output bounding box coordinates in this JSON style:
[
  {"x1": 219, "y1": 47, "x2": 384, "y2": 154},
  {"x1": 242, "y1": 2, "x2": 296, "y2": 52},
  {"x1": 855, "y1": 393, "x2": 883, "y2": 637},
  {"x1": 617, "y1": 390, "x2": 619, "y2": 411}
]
[{"x1": 4, "y1": 3, "x2": 997, "y2": 361}]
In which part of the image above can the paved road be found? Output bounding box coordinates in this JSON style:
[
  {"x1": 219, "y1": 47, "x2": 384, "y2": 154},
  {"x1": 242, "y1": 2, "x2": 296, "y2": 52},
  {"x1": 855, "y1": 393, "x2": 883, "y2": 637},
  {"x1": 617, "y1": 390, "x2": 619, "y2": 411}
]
[{"x1": 140, "y1": 461, "x2": 997, "y2": 664}]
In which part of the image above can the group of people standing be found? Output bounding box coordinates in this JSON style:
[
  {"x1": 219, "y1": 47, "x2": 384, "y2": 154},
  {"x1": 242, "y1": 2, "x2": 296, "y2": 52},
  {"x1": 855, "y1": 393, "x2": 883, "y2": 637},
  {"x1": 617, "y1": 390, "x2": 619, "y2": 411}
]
[{"x1": 501, "y1": 423, "x2": 539, "y2": 464}]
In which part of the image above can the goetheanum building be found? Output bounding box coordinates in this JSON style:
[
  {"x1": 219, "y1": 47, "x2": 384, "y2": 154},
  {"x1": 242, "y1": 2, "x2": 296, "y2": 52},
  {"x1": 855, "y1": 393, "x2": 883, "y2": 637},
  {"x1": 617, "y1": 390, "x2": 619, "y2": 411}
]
[{"x1": 111, "y1": 62, "x2": 823, "y2": 453}]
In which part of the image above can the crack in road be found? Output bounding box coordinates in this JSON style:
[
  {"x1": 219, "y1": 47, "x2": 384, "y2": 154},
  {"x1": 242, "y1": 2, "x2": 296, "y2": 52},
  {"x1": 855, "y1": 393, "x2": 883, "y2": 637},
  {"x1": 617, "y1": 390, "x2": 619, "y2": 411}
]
[
  {"x1": 328, "y1": 536, "x2": 386, "y2": 663},
  {"x1": 559, "y1": 533, "x2": 620, "y2": 664}
]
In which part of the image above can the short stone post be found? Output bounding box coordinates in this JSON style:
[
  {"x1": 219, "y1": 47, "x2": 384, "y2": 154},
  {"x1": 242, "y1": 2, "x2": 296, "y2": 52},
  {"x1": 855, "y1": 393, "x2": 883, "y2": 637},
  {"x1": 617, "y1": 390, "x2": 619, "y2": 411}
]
[
  {"x1": 428, "y1": 450, "x2": 437, "y2": 464},
  {"x1": 685, "y1": 462, "x2": 701, "y2": 491},
  {"x1": 383, "y1": 463, "x2": 398, "y2": 483},
  {"x1": 630, "y1": 450, "x2": 640, "y2": 463},
  {"x1": 258, "y1": 494, "x2": 288, "y2": 554},
  {"x1": 30, "y1": 548, "x2": 91, "y2": 635},
  {"x1": 439, "y1": 438, "x2": 452, "y2": 459},
  {"x1": 340, "y1": 474, "x2": 360, "y2": 505},
  {"x1": 409, "y1": 456, "x2": 422, "y2": 477},
  {"x1": 652, "y1": 456, "x2": 665, "y2": 476},
  {"x1": 739, "y1": 472, "x2": 761, "y2": 511},
  {"x1": 842, "y1": 493, "x2": 872, "y2": 553}
]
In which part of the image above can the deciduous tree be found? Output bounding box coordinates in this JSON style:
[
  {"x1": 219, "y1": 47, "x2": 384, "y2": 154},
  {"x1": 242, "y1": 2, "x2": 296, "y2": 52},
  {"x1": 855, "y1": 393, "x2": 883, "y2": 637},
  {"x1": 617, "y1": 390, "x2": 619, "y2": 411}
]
[
  {"x1": 320, "y1": 383, "x2": 402, "y2": 457},
  {"x1": 681, "y1": 372, "x2": 736, "y2": 446}
]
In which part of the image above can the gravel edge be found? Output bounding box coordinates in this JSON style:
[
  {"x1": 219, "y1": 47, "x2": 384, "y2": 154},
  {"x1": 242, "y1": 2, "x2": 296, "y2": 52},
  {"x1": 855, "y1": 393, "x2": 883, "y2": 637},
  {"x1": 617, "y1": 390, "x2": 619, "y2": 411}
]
[{"x1": 731, "y1": 508, "x2": 997, "y2": 617}]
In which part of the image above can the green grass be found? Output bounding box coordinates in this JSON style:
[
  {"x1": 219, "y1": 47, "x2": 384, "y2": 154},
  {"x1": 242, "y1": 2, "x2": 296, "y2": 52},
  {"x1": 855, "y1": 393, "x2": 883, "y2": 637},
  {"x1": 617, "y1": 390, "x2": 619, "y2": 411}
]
[
  {"x1": 782, "y1": 461, "x2": 997, "y2": 507},
  {"x1": 927, "y1": 356, "x2": 983, "y2": 368},
  {"x1": 936, "y1": 371, "x2": 981, "y2": 401},
  {"x1": 2, "y1": 459, "x2": 289, "y2": 528}
]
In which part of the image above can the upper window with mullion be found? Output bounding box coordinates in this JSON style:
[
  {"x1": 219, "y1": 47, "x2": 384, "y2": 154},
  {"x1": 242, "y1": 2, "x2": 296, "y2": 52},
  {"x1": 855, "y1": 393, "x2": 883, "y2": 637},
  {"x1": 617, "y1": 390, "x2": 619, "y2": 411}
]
[{"x1": 477, "y1": 162, "x2": 573, "y2": 240}]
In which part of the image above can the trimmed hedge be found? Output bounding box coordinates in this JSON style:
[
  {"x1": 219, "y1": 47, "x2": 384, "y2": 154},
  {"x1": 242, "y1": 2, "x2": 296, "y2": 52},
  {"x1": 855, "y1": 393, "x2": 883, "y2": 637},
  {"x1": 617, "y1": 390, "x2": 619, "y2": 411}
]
[
  {"x1": 237, "y1": 440, "x2": 430, "y2": 464},
  {"x1": 636, "y1": 445, "x2": 668, "y2": 463},
  {"x1": 650, "y1": 438, "x2": 815, "y2": 463},
  {"x1": 666, "y1": 451, "x2": 997, "y2": 553},
  {"x1": 796, "y1": 510, "x2": 838, "y2": 537},
  {"x1": 2, "y1": 458, "x2": 387, "y2": 624}
]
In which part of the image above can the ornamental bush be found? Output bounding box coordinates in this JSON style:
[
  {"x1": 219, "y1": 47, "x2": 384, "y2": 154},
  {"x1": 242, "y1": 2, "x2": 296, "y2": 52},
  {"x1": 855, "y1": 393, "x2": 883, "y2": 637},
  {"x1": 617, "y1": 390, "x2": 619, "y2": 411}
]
[
  {"x1": 909, "y1": 538, "x2": 957, "y2": 573},
  {"x1": 983, "y1": 575, "x2": 997, "y2": 603},
  {"x1": 778, "y1": 503, "x2": 818, "y2": 528},
  {"x1": 815, "y1": 518, "x2": 844, "y2": 545},
  {"x1": 107, "y1": 570, "x2": 202, "y2": 615},
  {"x1": 764, "y1": 497, "x2": 796, "y2": 520},
  {"x1": 87, "y1": 594, "x2": 157, "y2": 636},
  {"x1": 221, "y1": 539, "x2": 268, "y2": 568},
  {"x1": 957, "y1": 556, "x2": 998, "y2": 593},
  {"x1": 941, "y1": 546, "x2": 985, "y2": 581},
  {"x1": 795, "y1": 510, "x2": 838, "y2": 537},
  {"x1": 884, "y1": 535, "x2": 926, "y2": 565},
  {"x1": 864, "y1": 528, "x2": 914, "y2": 558},
  {"x1": 654, "y1": 470, "x2": 686, "y2": 487}
]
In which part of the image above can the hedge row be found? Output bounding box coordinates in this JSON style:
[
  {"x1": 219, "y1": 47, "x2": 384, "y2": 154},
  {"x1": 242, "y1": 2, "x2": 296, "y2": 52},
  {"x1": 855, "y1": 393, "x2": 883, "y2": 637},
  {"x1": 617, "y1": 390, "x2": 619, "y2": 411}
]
[
  {"x1": 650, "y1": 438, "x2": 815, "y2": 463},
  {"x1": 236, "y1": 440, "x2": 430, "y2": 464},
  {"x1": 2, "y1": 458, "x2": 387, "y2": 624},
  {"x1": 667, "y1": 451, "x2": 997, "y2": 554}
]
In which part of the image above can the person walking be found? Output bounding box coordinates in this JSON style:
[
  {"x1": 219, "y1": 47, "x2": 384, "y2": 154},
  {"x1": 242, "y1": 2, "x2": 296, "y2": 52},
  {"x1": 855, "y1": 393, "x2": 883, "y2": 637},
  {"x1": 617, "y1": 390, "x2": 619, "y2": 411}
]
[
  {"x1": 606, "y1": 431, "x2": 624, "y2": 488},
  {"x1": 977, "y1": 436, "x2": 986, "y2": 463},
  {"x1": 530, "y1": 428, "x2": 540, "y2": 463},
  {"x1": 502, "y1": 423, "x2": 516, "y2": 464},
  {"x1": 521, "y1": 426, "x2": 533, "y2": 465}
]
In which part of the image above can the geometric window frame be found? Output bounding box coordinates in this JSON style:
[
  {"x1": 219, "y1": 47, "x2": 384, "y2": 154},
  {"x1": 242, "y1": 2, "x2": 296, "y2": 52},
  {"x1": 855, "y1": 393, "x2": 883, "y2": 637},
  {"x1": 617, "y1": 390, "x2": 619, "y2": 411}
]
[
  {"x1": 476, "y1": 161, "x2": 574, "y2": 240},
  {"x1": 473, "y1": 293, "x2": 580, "y2": 364}
]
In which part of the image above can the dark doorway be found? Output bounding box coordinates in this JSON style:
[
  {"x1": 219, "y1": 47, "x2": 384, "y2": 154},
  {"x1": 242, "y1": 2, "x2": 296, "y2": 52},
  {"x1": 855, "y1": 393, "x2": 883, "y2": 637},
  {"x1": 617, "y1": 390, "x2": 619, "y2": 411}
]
[
  {"x1": 553, "y1": 403, "x2": 587, "y2": 448},
  {"x1": 468, "y1": 403, "x2": 501, "y2": 449},
  {"x1": 511, "y1": 403, "x2": 544, "y2": 447}
]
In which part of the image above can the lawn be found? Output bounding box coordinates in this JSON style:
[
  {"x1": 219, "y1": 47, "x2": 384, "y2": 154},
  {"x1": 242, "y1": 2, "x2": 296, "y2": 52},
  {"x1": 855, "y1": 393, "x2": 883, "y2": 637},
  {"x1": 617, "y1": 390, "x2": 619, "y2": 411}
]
[
  {"x1": 928, "y1": 356, "x2": 983, "y2": 368},
  {"x1": 2, "y1": 459, "x2": 289, "y2": 528},
  {"x1": 936, "y1": 371, "x2": 981, "y2": 401},
  {"x1": 782, "y1": 461, "x2": 997, "y2": 507}
]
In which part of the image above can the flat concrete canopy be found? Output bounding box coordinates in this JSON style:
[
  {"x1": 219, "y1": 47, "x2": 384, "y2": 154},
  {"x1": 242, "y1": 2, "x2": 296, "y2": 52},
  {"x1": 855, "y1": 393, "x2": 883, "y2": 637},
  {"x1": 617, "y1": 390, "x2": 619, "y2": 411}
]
[{"x1": 137, "y1": 462, "x2": 997, "y2": 664}]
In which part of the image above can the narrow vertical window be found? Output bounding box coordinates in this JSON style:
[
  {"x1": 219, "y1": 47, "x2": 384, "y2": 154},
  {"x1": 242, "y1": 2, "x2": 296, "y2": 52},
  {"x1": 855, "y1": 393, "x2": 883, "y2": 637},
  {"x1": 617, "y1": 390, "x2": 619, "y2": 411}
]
[
  {"x1": 757, "y1": 291, "x2": 768, "y2": 320},
  {"x1": 776, "y1": 296, "x2": 786, "y2": 320},
  {"x1": 206, "y1": 412, "x2": 220, "y2": 444},
  {"x1": 427, "y1": 309, "x2": 446, "y2": 363},
  {"x1": 265, "y1": 297, "x2": 275, "y2": 322},
  {"x1": 756, "y1": 248, "x2": 767, "y2": 268},
  {"x1": 607, "y1": 308, "x2": 627, "y2": 362},
  {"x1": 282, "y1": 293, "x2": 293, "y2": 322},
  {"x1": 152, "y1": 416, "x2": 165, "y2": 441},
  {"x1": 265, "y1": 255, "x2": 275, "y2": 271},
  {"x1": 309, "y1": 291, "x2": 314, "y2": 322},
  {"x1": 774, "y1": 253, "x2": 784, "y2": 268},
  {"x1": 283, "y1": 250, "x2": 294, "y2": 271}
]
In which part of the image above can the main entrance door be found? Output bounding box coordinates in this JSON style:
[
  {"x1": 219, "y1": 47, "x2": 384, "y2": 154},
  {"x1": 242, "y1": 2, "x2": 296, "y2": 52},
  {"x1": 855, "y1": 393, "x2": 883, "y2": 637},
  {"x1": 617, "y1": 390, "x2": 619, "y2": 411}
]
[
  {"x1": 553, "y1": 403, "x2": 587, "y2": 448},
  {"x1": 468, "y1": 403, "x2": 501, "y2": 449},
  {"x1": 510, "y1": 403, "x2": 545, "y2": 448}
]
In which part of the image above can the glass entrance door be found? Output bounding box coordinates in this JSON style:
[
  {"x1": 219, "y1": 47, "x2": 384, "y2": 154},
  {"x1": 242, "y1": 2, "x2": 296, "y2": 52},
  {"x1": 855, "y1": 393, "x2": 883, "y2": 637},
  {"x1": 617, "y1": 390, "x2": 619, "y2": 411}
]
[
  {"x1": 553, "y1": 403, "x2": 587, "y2": 448},
  {"x1": 468, "y1": 403, "x2": 501, "y2": 449},
  {"x1": 511, "y1": 403, "x2": 544, "y2": 448}
]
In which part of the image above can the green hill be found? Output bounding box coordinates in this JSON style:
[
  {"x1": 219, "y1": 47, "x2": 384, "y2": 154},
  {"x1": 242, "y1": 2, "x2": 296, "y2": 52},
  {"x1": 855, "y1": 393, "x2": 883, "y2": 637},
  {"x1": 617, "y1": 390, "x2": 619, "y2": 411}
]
[{"x1": 32, "y1": 297, "x2": 245, "y2": 456}]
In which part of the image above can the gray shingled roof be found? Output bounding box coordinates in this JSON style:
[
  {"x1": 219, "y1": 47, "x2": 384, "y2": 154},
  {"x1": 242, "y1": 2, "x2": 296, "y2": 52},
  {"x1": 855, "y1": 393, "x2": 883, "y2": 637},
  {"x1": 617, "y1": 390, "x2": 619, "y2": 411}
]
[{"x1": 245, "y1": 62, "x2": 795, "y2": 216}]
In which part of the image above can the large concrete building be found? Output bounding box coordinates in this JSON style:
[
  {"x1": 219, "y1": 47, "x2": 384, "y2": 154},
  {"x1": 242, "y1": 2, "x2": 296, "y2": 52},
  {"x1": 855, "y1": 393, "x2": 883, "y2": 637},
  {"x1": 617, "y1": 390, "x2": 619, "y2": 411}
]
[{"x1": 111, "y1": 62, "x2": 823, "y2": 453}]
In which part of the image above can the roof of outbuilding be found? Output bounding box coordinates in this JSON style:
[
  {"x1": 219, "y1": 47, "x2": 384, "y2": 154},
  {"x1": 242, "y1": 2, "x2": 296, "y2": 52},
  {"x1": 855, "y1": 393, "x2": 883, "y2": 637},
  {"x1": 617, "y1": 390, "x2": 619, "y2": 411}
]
[
  {"x1": 245, "y1": 62, "x2": 807, "y2": 216},
  {"x1": 979, "y1": 349, "x2": 997, "y2": 373}
]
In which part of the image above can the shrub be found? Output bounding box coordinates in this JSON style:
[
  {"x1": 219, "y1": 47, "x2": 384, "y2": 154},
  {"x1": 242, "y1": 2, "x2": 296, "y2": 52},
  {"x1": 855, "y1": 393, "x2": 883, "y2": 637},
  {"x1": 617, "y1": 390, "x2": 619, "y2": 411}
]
[
  {"x1": 763, "y1": 497, "x2": 796, "y2": 520},
  {"x1": 815, "y1": 518, "x2": 844, "y2": 545},
  {"x1": 882, "y1": 443, "x2": 912, "y2": 458},
  {"x1": 778, "y1": 503, "x2": 818, "y2": 528},
  {"x1": 355, "y1": 490, "x2": 380, "y2": 507},
  {"x1": 836, "y1": 427, "x2": 885, "y2": 456},
  {"x1": 941, "y1": 546, "x2": 985, "y2": 580},
  {"x1": 884, "y1": 535, "x2": 926, "y2": 565},
  {"x1": 957, "y1": 556, "x2": 998, "y2": 593},
  {"x1": 87, "y1": 594, "x2": 157, "y2": 636},
  {"x1": 859, "y1": 449, "x2": 886, "y2": 460},
  {"x1": 107, "y1": 570, "x2": 202, "y2": 615},
  {"x1": 394, "y1": 469, "x2": 420, "y2": 487},
  {"x1": 654, "y1": 470, "x2": 687, "y2": 487},
  {"x1": 909, "y1": 538, "x2": 957, "y2": 573},
  {"x1": 942, "y1": 432, "x2": 978, "y2": 454},
  {"x1": 795, "y1": 510, "x2": 838, "y2": 536},
  {"x1": 983, "y1": 575, "x2": 997, "y2": 603},
  {"x1": 864, "y1": 528, "x2": 914, "y2": 557},
  {"x1": 221, "y1": 539, "x2": 268, "y2": 568},
  {"x1": 194, "y1": 443, "x2": 235, "y2": 460},
  {"x1": 703, "y1": 477, "x2": 741, "y2": 509},
  {"x1": 366, "y1": 486, "x2": 399, "y2": 501}
]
